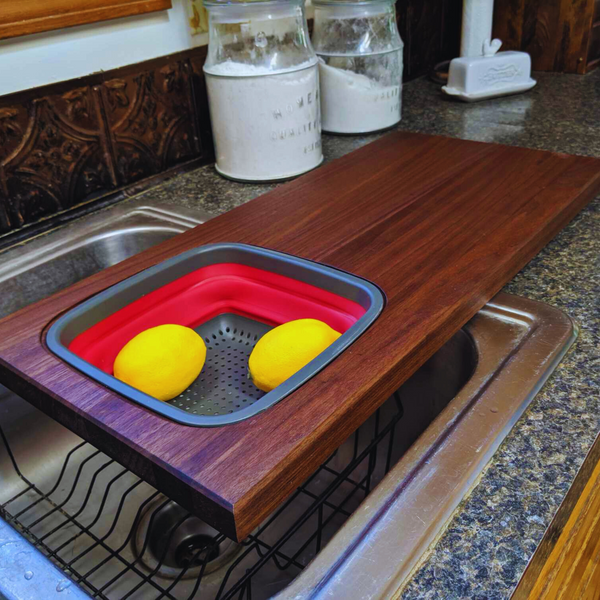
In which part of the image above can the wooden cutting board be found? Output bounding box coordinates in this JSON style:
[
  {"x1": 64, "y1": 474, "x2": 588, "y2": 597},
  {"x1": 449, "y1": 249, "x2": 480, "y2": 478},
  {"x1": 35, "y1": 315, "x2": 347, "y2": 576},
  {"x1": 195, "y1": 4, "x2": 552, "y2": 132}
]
[{"x1": 1, "y1": 132, "x2": 599, "y2": 542}]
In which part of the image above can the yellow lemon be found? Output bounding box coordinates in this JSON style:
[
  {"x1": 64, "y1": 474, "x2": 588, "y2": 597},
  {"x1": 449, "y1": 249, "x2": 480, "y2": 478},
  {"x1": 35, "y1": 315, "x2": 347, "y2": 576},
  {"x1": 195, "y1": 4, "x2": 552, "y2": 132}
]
[
  {"x1": 248, "y1": 319, "x2": 341, "y2": 393},
  {"x1": 114, "y1": 324, "x2": 206, "y2": 401}
]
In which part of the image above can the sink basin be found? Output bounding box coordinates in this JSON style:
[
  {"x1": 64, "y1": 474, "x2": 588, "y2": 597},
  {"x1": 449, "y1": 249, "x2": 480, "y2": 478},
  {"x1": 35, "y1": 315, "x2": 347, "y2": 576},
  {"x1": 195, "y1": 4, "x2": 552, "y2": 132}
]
[
  {"x1": 0, "y1": 202, "x2": 205, "y2": 319},
  {"x1": 0, "y1": 199, "x2": 575, "y2": 600}
]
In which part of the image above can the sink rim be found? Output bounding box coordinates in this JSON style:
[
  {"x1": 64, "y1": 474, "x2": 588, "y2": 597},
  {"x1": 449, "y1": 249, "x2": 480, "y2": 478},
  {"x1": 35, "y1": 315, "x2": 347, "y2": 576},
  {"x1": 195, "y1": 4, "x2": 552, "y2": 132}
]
[
  {"x1": 276, "y1": 292, "x2": 576, "y2": 600},
  {"x1": 0, "y1": 201, "x2": 209, "y2": 283},
  {"x1": 0, "y1": 292, "x2": 574, "y2": 600}
]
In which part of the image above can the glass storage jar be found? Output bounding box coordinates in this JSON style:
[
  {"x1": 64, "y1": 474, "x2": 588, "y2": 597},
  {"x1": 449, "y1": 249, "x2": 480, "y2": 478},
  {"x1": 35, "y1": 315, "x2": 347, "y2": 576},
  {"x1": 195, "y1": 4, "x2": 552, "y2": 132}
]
[
  {"x1": 312, "y1": 0, "x2": 403, "y2": 134},
  {"x1": 203, "y1": 0, "x2": 322, "y2": 182}
]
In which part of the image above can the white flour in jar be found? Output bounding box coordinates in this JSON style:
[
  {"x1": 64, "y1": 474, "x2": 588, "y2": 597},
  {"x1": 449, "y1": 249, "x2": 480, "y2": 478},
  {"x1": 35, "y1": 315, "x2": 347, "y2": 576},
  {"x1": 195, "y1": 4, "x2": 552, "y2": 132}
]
[
  {"x1": 204, "y1": 60, "x2": 322, "y2": 181},
  {"x1": 318, "y1": 60, "x2": 401, "y2": 134}
]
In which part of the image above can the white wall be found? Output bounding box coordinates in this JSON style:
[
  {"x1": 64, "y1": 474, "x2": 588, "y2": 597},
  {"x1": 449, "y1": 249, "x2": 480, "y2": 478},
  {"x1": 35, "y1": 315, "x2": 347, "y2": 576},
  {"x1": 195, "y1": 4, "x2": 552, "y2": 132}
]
[{"x1": 0, "y1": 0, "x2": 208, "y2": 96}]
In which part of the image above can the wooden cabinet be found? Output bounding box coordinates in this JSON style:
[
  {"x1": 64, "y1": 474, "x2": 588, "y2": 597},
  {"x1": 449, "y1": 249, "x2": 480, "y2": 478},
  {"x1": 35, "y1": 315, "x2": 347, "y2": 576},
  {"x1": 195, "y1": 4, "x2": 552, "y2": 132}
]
[
  {"x1": 0, "y1": 0, "x2": 172, "y2": 41},
  {"x1": 395, "y1": 0, "x2": 462, "y2": 80},
  {"x1": 494, "y1": 0, "x2": 600, "y2": 74},
  {"x1": 589, "y1": 22, "x2": 600, "y2": 66}
]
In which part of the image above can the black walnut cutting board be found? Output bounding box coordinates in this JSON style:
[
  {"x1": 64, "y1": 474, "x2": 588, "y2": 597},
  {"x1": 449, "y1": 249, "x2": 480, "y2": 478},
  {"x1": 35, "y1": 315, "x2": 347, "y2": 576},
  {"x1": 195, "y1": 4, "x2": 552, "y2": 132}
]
[{"x1": 1, "y1": 132, "x2": 599, "y2": 541}]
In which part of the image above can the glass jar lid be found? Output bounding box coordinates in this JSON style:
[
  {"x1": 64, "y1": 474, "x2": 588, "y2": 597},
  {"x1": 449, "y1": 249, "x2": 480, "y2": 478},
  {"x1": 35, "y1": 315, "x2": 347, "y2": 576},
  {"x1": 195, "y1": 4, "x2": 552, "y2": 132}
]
[
  {"x1": 203, "y1": 0, "x2": 301, "y2": 7},
  {"x1": 203, "y1": 0, "x2": 316, "y2": 75},
  {"x1": 312, "y1": 0, "x2": 395, "y2": 5},
  {"x1": 312, "y1": 0, "x2": 402, "y2": 56}
]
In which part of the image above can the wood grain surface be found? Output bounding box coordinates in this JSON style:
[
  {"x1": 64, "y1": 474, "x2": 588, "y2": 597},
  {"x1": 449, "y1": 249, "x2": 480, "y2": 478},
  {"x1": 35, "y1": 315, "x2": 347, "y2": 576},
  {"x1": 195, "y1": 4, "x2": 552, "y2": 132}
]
[
  {"x1": 395, "y1": 0, "x2": 462, "y2": 80},
  {"x1": 0, "y1": 132, "x2": 599, "y2": 541},
  {"x1": 513, "y1": 433, "x2": 600, "y2": 599},
  {"x1": 0, "y1": 0, "x2": 172, "y2": 41},
  {"x1": 494, "y1": 0, "x2": 596, "y2": 74}
]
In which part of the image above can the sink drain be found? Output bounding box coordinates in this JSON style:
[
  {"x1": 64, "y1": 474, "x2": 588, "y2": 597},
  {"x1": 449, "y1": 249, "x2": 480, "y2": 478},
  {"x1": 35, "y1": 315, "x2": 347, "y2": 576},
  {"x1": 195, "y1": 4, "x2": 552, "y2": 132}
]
[{"x1": 133, "y1": 498, "x2": 241, "y2": 579}]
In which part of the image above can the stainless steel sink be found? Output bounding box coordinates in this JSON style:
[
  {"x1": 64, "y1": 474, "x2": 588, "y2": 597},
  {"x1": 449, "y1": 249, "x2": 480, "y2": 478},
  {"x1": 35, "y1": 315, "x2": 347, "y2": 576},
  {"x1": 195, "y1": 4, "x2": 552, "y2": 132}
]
[
  {"x1": 0, "y1": 199, "x2": 575, "y2": 600},
  {"x1": 0, "y1": 202, "x2": 205, "y2": 319}
]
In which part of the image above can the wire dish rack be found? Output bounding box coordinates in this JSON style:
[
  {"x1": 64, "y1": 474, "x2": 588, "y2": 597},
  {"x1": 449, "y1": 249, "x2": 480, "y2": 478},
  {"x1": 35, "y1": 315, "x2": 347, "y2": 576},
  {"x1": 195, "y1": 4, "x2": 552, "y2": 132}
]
[{"x1": 0, "y1": 393, "x2": 405, "y2": 600}]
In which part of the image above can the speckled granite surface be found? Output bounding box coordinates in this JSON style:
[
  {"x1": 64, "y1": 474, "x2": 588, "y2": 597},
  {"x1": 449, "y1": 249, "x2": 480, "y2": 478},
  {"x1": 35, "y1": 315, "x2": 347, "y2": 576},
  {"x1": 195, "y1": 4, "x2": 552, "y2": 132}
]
[{"x1": 131, "y1": 70, "x2": 600, "y2": 598}]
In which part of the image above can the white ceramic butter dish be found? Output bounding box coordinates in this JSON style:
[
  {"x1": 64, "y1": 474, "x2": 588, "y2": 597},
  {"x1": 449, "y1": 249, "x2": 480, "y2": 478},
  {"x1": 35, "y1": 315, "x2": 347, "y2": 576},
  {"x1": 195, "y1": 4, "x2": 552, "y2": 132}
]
[{"x1": 443, "y1": 47, "x2": 536, "y2": 103}]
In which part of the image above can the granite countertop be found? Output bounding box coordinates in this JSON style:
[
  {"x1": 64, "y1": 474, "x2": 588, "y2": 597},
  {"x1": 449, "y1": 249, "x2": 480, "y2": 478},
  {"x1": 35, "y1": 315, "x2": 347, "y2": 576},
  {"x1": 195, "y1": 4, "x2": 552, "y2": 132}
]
[{"x1": 131, "y1": 70, "x2": 600, "y2": 598}]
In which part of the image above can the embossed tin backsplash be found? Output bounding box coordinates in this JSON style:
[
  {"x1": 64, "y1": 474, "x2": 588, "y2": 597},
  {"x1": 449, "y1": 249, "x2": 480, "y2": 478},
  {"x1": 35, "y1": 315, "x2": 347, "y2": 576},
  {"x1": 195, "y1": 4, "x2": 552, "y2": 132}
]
[{"x1": 0, "y1": 47, "x2": 212, "y2": 240}]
